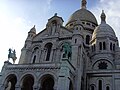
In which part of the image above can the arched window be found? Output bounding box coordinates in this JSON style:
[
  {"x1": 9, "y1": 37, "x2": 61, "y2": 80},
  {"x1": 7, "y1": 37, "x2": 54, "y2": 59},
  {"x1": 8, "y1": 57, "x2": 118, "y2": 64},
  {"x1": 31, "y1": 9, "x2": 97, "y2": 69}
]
[
  {"x1": 45, "y1": 43, "x2": 53, "y2": 61},
  {"x1": 99, "y1": 42, "x2": 102, "y2": 50},
  {"x1": 76, "y1": 27, "x2": 78, "y2": 30},
  {"x1": 52, "y1": 20, "x2": 57, "y2": 26},
  {"x1": 91, "y1": 85, "x2": 94, "y2": 90},
  {"x1": 110, "y1": 43, "x2": 112, "y2": 50},
  {"x1": 32, "y1": 55, "x2": 36, "y2": 63},
  {"x1": 32, "y1": 47, "x2": 39, "y2": 63},
  {"x1": 98, "y1": 80, "x2": 102, "y2": 90},
  {"x1": 75, "y1": 39, "x2": 77, "y2": 43},
  {"x1": 113, "y1": 44, "x2": 115, "y2": 51},
  {"x1": 106, "y1": 86, "x2": 110, "y2": 90},
  {"x1": 103, "y1": 42, "x2": 106, "y2": 50},
  {"x1": 86, "y1": 35, "x2": 90, "y2": 45}
]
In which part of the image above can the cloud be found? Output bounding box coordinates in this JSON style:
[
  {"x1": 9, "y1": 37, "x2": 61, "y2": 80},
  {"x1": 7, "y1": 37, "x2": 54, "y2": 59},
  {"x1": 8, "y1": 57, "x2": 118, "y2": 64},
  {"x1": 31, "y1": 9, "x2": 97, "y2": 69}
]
[
  {"x1": 47, "y1": 0, "x2": 53, "y2": 9},
  {"x1": 91, "y1": 0, "x2": 120, "y2": 43}
]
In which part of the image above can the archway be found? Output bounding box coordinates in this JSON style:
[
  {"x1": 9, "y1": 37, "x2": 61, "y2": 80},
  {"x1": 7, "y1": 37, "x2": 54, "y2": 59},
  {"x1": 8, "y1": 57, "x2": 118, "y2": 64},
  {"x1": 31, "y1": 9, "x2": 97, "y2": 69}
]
[
  {"x1": 5, "y1": 74, "x2": 17, "y2": 90},
  {"x1": 40, "y1": 75, "x2": 54, "y2": 90},
  {"x1": 21, "y1": 74, "x2": 34, "y2": 90}
]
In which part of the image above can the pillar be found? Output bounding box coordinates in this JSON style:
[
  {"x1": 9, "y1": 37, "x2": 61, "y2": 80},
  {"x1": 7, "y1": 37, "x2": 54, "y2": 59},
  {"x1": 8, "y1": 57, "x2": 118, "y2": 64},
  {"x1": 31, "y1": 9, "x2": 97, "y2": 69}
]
[{"x1": 57, "y1": 58, "x2": 71, "y2": 90}]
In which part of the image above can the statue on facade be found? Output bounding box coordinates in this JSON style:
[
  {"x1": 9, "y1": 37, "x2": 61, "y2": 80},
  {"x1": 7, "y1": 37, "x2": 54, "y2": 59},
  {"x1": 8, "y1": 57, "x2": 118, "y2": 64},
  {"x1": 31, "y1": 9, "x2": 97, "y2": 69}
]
[
  {"x1": 62, "y1": 42, "x2": 72, "y2": 60},
  {"x1": 8, "y1": 48, "x2": 17, "y2": 64}
]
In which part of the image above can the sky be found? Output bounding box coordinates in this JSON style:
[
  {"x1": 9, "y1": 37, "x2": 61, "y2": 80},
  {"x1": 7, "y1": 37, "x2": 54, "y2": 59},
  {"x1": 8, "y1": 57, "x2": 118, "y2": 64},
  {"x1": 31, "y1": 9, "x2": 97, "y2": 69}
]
[{"x1": 0, "y1": 0, "x2": 120, "y2": 70}]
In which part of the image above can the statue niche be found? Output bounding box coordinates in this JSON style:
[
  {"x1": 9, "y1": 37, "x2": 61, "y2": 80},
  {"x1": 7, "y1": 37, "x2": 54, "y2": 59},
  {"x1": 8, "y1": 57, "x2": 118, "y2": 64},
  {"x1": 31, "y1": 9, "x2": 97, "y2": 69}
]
[{"x1": 51, "y1": 20, "x2": 57, "y2": 35}]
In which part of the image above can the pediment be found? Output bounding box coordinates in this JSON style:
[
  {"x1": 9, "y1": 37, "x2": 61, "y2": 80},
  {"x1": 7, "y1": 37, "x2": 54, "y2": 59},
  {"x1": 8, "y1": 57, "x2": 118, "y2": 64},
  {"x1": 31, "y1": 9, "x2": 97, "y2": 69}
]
[{"x1": 33, "y1": 26, "x2": 72, "y2": 41}]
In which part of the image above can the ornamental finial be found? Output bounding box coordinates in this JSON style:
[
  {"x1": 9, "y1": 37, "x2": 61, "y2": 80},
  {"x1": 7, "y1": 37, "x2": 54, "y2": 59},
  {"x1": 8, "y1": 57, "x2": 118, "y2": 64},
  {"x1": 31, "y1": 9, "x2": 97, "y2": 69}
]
[
  {"x1": 101, "y1": 10, "x2": 106, "y2": 23},
  {"x1": 81, "y1": 0, "x2": 87, "y2": 9}
]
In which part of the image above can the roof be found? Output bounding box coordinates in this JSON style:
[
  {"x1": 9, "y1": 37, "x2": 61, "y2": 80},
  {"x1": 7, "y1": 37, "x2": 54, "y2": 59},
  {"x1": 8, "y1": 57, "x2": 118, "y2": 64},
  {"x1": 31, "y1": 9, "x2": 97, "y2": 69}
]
[{"x1": 66, "y1": 9, "x2": 98, "y2": 26}]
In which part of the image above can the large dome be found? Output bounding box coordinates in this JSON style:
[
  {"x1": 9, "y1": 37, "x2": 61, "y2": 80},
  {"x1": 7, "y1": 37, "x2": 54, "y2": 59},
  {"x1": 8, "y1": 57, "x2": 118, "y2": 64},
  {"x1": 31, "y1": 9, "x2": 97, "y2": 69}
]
[{"x1": 66, "y1": 9, "x2": 98, "y2": 26}]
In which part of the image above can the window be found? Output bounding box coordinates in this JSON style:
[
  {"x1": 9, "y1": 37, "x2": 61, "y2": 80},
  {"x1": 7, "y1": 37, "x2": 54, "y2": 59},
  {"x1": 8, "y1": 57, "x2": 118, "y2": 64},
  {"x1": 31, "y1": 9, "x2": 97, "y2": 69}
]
[
  {"x1": 113, "y1": 44, "x2": 115, "y2": 51},
  {"x1": 98, "y1": 62, "x2": 108, "y2": 69},
  {"x1": 91, "y1": 85, "x2": 94, "y2": 90},
  {"x1": 103, "y1": 42, "x2": 106, "y2": 50},
  {"x1": 110, "y1": 43, "x2": 112, "y2": 50},
  {"x1": 32, "y1": 55, "x2": 36, "y2": 63},
  {"x1": 32, "y1": 47, "x2": 39, "y2": 63},
  {"x1": 52, "y1": 20, "x2": 57, "y2": 26},
  {"x1": 76, "y1": 27, "x2": 78, "y2": 30},
  {"x1": 75, "y1": 39, "x2": 77, "y2": 43},
  {"x1": 98, "y1": 80, "x2": 102, "y2": 90},
  {"x1": 86, "y1": 35, "x2": 90, "y2": 45},
  {"x1": 99, "y1": 42, "x2": 102, "y2": 50},
  {"x1": 106, "y1": 86, "x2": 110, "y2": 90},
  {"x1": 86, "y1": 22, "x2": 90, "y2": 26},
  {"x1": 82, "y1": 22, "x2": 85, "y2": 24},
  {"x1": 70, "y1": 23, "x2": 73, "y2": 26},
  {"x1": 92, "y1": 24, "x2": 95, "y2": 28},
  {"x1": 45, "y1": 43, "x2": 53, "y2": 61}
]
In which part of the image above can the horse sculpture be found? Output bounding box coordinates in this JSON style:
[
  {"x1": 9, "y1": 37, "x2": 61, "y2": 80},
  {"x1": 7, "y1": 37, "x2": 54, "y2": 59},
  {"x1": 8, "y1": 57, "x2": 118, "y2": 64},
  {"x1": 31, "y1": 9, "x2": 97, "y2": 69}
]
[
  {"x1": 62, "y1": 42, "x2": 72, "y2": 60},
  {"x1": 8, "y1": 48, "x2": 17, "y2": 64}
]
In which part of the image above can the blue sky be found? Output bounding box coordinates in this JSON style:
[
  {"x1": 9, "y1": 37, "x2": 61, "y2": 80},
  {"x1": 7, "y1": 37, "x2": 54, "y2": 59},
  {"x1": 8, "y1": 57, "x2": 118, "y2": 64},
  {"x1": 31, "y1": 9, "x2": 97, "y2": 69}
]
[{"x1": 0, "y1": 0, "x2": 120, "y2": 70}]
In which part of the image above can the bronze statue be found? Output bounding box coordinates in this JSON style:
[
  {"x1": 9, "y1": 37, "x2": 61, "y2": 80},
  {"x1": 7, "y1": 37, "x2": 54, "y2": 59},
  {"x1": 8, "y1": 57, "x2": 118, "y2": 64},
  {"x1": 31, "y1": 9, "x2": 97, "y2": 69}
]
[
  {"x1": 62, "y1": 42, "x2": 72, "y2": 59},
  {"x1": 8, "y1": 48, "x2": 17, "y2": 64}
]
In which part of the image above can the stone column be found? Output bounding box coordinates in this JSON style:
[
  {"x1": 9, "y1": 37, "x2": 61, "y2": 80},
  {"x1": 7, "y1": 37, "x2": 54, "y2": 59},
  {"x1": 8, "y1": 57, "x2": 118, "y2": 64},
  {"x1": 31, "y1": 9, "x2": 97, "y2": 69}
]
[
  {"x1": 50, "y1": 48, "x2": 54, "y2": 62},
  {"x1": 33, "y1": 84, "x2": 39, "y2": 90}
]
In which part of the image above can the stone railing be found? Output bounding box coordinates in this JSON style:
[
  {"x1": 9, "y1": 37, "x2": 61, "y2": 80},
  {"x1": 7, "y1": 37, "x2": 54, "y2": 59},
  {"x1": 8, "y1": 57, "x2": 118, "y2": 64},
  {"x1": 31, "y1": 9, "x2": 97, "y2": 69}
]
[{"x1": 3, "y1": 61, "x2": 60, "y2": 71}]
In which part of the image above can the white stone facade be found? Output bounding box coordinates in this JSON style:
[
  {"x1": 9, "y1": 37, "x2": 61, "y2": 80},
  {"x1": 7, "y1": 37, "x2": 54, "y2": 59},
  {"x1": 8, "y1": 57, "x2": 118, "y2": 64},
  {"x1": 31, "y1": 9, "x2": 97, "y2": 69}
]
[{"x1": 0, "y1": 0, "x2": 120, "y2": 90}]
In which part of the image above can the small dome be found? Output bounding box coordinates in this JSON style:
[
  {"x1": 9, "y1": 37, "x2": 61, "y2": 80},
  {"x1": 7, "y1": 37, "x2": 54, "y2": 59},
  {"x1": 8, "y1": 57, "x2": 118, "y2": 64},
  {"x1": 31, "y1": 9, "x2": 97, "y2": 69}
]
[
  {"x1": 92, "y1": 23, "x2": 116, "y2": 40},
  {"x1": 92, "y1": 11, "x2": 116, "y2": 40},
  {"x1": 66, "y1": 9, "x2": 98, "y2": 26}
]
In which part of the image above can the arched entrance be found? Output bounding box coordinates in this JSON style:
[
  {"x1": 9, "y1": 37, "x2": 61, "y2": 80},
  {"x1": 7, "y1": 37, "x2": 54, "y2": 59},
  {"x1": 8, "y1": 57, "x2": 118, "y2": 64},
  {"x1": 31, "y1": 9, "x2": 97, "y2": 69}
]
[
  {"x1": 40, "y1": 75, "x2": 54, "y2": 90},
  {"x1": 21, "y1": 74, "x2": 34, "y2": 90},
  {"x1": 5, "y1": 74, "x2": 17, "y2": 90}
]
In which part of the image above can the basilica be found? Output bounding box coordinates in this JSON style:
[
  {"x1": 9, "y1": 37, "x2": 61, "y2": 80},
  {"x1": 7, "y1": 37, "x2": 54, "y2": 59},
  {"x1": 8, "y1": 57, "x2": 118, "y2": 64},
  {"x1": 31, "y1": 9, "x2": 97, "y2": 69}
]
[{"x1": 0, "y1": 0, "x2": 120, "y2": 90}]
